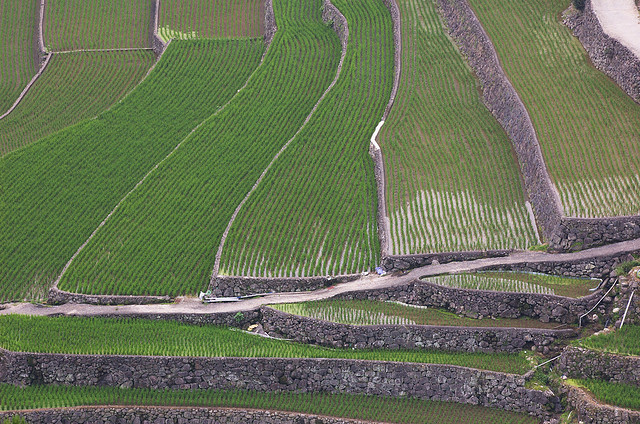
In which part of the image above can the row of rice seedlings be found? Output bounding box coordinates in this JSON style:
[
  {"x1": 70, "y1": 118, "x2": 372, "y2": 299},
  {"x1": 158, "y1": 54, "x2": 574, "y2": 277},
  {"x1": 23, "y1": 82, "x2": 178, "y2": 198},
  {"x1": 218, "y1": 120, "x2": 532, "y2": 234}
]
[
  {"x1": 0, "y1": 385, "x2": 538, "y2": 423},
  {"x1": 576, "y1": 325, "x2": 640, "y2": 356},
  {"x1": 160, "y1": 0, "x2": 264, "y2": 39},
  {"x1": 0, "y1": 51, "x2": 154, "y2": 155},
  {"x1": 468, "y1": 0, "x2": 640, "y2": 218},
  {"x1": 426, "y1": 273, "x2": 556, "y2": 295},
  {"x1": 379, "y1": 0, "x2": 536, "y2": 256},
  {"x1": 568, "y1": 379, "x2": 640, "y2": 411},
  {"x1": 274, "y1": 302, "x2": 417, "y2": 326},
  {"x1": 0, "y1": 315, "x2": 531, "y2": 374}
]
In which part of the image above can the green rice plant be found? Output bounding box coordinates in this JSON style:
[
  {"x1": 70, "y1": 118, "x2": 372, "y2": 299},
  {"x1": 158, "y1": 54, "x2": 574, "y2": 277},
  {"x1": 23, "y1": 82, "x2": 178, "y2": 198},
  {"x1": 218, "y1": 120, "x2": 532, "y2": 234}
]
[
  {"x1": 0, "y1": 384, "x2": 538, "y2": 423},
  {"x1": 569, "y1": 379, "x2": 640, "y2": 411},
  {"x1": 468, "y1": 0, "x2": 640, "y2": 217},
  {"x1": 271, "y1": 299, "x2": 566, "y2": 328},
  {"x1": 0, "y1": 40, "x2": 265, "y2": 303},
  {"x1": 425, "y1": 271, "x2": 598, "y2": 298},
  {"x1": 58, "y1": 0, "x2": 342, "y2": 296},
  {"x1": 0, "y1": 0, "x2": 38, "y2": 115},
  {"x1": 576, "y1": 325, "x2": 640, "y2": 356},
  {"x1": 0, "y1": 315, "x2": 531, "y2": 374},
  {"x1": 219, "y1": 0, "x2": 393, "y2": 277},
  {"x1": 377, "y1": 0, "x2": 536, "y2": 255},
  {"x1": 160, "y1": 0, "x2": 264, "y2": 39},
  {"x1": 0, "y1": 51, "x2": 154, "y2": 155},
  {"x1": 44, "y1": 0, "x2": 152, "y2": 50}
]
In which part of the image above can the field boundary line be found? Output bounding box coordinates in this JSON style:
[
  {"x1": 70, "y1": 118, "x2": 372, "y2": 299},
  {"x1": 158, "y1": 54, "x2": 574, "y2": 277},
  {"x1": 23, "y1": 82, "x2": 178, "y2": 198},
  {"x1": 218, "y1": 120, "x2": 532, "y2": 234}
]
[
  {"x1": 0, "y1": 53, "x2": 52, "y2": 122},
  {"x1": 51, "y1": 40, "x2": 273, "y2": 292},
  {"x1": 209, "y1": 0, "x2": 349, "y2": 280},
  {"x1": 53, "y1": 47, "x2": 155, "y2": 54}
]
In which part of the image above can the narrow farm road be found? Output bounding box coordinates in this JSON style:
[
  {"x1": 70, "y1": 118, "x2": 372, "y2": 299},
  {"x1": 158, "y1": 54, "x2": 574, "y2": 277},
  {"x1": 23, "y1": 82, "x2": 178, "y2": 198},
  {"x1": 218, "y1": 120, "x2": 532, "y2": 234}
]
[
  {"x1": 592, "y1": 0, "x2": 640, "y2": 59},
  {"x1": 3, "y1": 238, "x2": 639, "y2": 318}
]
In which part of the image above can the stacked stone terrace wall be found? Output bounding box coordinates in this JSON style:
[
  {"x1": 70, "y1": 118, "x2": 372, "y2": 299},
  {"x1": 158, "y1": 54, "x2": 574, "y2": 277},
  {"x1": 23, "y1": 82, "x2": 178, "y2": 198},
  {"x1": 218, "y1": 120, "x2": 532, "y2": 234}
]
[
  {"x1": 561, "y1": 384, "x2": 640, "y2": 424},
  {"x1": 556, "y1": 346, "x2": 640, "y2": 386},
  {"x1": 383, "y1": 250, "x2": 510, "y2": 272},
  {"x1": 264, "y1": 0, "x2": 277, "y2": 45},
  {"x1": 261, "y1": 307, "x2": 575, "y2": 353},
  {"x1": 48, "y1": 286, "x2": 171, "y2": 306},
  {"x1": 553, "y1": 217, "x2": 640, "y2": 252},
  {"x1": 151, "y1": 0, "x2": 168, "y2": 55},
  {"x1": 35, "y1": 0, "x2": 47, "y2": 65},
  {"x1": 322, "y1": 0, "x2": 348, "y2": 47},
  {"x1": 0, "y1": 407, "x2": 368, "y2": 424},
  {"x1": 334, "y1": 280, "x2": 601, "y2": 324},
  {"x1": 0, "y1": 350, "x2": 558, "y2": 419},
  {"x1": 75, "y1": 309, "x2": 261, "y2": 328},
  {"x1": 211, "y1": 274, "x2": 360, "y2": 297}
]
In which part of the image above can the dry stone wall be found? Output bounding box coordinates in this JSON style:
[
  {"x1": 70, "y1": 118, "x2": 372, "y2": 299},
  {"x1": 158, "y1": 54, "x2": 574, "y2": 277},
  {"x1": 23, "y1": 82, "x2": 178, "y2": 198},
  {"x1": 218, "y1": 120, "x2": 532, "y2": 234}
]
[
  {"x1": 553, "y1": 217, "x2": 640, "y2": 252},
  {"x1": 0, "y1": 407, "x2": 369, "y2": 424},
  {"x1": 0, "y1": 350, "x2": 559, "y2": 419},
  {"x1": 561, "y1": 384, "x2": 640, "y2": 424},
  {"x1": 48, "y1": 286, "x2": 171, "y2": 306},
  {"x1": 556, "y1": 346, "x2": 640, "y2": 386},
  {"x1": 334, "y1": 280, "x2": 601, "y2": 324},
  {"x1": 151, "y1": 0, "x2": 168, "y2": 55},
  {"x1": 261, "y1": 307, "x2": 575, "y2": 353},
  {"x1": 210, "y1": 274, "x2": 360, "y2": 297},
  {"x1": 383, "y1": 250, "x2": 510, "y2": 272}
]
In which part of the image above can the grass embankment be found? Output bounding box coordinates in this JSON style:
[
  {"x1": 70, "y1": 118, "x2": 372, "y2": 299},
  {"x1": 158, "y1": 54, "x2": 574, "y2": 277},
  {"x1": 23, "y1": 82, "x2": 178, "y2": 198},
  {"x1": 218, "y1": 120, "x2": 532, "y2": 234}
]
[
  {"x1": 271, "y1": 299, "x2": 564, "y2": 328},
  {"x1": 0, "y1": 315, "x2": 531, "y2": 374},
  {"x1": 425, "y1": 272, "x2": 598, "y2": 298},
  {"x1": 220, "y1": 0, "x2": 394, "y2": 277},
  {"x1": 1, "y1": 40, "x2": 265, "y2": 303},
  {"x1": 59, "y1": 0, "x2": 342, "y2": 296},
  {"x1": 44, "y1": 0, "x2": 152, "y2": 50},
  {"x1": 0, "y1": 51, "x2": 154, "y2": 155},
  {"x1": 160, "y1": 0, "x2": 264, "y2": 39},
  {"x1": 568, "y1": 379, "x2": 640, "y2": 411},
  {"x1": 378, "y1": 0, "x2": 536, "y2": 255},
  {"x1": 576, "y1": 325, "x2": 640, "y2": 356},
  {"x1": 0, "y1": 385, "x2": 538, "y2": 423},
  {"x1": 0, "y1": 0, "x2": 38, "y2": 115},
  {"x1": 468, "y1": 0, "x2": 640, "y2": 217}
]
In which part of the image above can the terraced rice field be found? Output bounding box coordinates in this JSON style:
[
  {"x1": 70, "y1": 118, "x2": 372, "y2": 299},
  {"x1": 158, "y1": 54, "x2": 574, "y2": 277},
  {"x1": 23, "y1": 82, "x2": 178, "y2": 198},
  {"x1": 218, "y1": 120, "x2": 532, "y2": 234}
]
[
  {"x1": 44, "y1": 0, "x2": 152, "y2": 50},
  {"x1": 0, "y1": 385, "x2": 539, "y2": 424},
  {"x1": 219, "y1": 0, "x2": 394, "y2": 277},
  {"x1": 576, "y1": 325, "x2": 640, "y2": 356},
  {"x1": 0, "y1": 40, "x2": 265, "y2": 303},
  {"x1": 468, "y1": 0, "x2": 640, "y2": 218},
  {"x1": 271, "y1": 299, "x2": 564, "y2": 328},
  {"x1": 424, "y1": 271, "x2": 598, "y2": 298},
  {"x1": 57, "y1": 0, "x2": 342, "y2": 297},
  {"x1": 160, "y1": 0, "x2": 264, "y2": 39},
  {"x1": 378, "y1": 0, "x2": 536, "y2": 255},
  {"x1": 0, "y1": 51, "x2": 154, "y2": 156},
  {"x1": 568, "y1": 379, "x2": 640, "y2": 411},
  {"x1": 0, "y1": 0, "x2": 38, "y2": 115},
  {"x1": 0, "y1": 315, "x2": 531, "y2": 373}
]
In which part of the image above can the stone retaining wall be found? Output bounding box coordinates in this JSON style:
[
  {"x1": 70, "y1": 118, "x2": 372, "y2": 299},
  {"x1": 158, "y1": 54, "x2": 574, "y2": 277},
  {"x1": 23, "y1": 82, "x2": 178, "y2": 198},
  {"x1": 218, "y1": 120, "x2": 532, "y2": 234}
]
[
  {"x1": 380, "y1": 0, "x2": 401, "y2": 119},
  {"x1": 73, "y1": 310, "x2": 261, "y2": 328},
  {"x1": 0, "y1": 407, "x2": 369, "y2": 424},
  {"x1": 48, "y1": 286, "x2": 171, "y2": 306},
  {"x1": 556, "y1": 346, "x2": 640, "y2": 386},
  {"x1": 334, "y1": 280, "x2": 601, "y2": 324},
  {"x1": 35, "y1": 0, "x2": 47, "y2": 65},
  {"x1": 322, "y1": 0, "x2": 348, "y2": 47},
  {"x1": 436, "y1": 0, "x2": 563, "y2": 243},
  {"x1": 264, "y1": 0, "x2": 276, "y2": 45},
  {"x1": 0, "y1": 350, "x2": 558, "y2": 419},
  {"x1": 151, "y1": 0, "x2": 168, "y2": 55},
  {"x1": 261, "y1": 307, "x2": 575, "y2": 353},
  {"x1": 553, "y1": 217, "x2": 640, "y2": 253},
  {"x1": 564, "y1": 0, "x2": 640, "y2": 103},
  {"x1": 210, "y1": 274, "x2": 360, "y2": 297},
  {"x1": 383, "y1": 250, "x2": 510, "y2": 272},
  {"x1": 561, "y1": 384, "x2": 640, "y2": 424}
]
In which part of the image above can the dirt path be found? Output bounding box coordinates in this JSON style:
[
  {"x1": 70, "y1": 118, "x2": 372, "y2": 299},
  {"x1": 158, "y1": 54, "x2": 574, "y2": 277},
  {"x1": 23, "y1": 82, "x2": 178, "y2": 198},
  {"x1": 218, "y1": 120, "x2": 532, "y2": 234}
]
[
  {"x1": 592, "y1": 0, "x2": 640, "y2": 59},
  {"x1": 4, "y1": 238, "x2": 639, "y2": 318}
]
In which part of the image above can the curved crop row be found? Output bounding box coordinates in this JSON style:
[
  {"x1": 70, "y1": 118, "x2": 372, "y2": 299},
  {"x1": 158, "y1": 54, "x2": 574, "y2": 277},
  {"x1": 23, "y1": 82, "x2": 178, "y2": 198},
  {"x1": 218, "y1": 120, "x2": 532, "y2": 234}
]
[
  {"x1": 467, "y1": 0, "x2": 640, "y2": 218},
  {"x1": 56, "y1": 0, "x2": 342, "y2": 297},
  {"x1": 44, "y1": 0, "x2": 152, "y2": 50},
  {"x1": 0, "y1": 0, "x2": 38, "y2": 114},
  {"x1": 160, "y1": 0, "x2": 264, "y2": 39},
  {"x1": 0, "y1": 40, "x2": 265, "y2": 303},
  {"x1": 378, "y1": 0, "x2": 536, "y2": 255},
  {"x1": 0, "y1": 50, "x2": 154, "y2": 156},
  {"x1": 219, "y1": 0, "x2": 394, "y2": 277}
]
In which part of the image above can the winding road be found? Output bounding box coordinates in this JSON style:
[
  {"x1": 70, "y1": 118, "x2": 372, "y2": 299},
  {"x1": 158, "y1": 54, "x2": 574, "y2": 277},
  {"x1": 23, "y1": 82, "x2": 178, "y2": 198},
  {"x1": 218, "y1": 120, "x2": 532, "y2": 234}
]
[{"x1": 3, "y1": 238, "x2": 639, "y2": 318}]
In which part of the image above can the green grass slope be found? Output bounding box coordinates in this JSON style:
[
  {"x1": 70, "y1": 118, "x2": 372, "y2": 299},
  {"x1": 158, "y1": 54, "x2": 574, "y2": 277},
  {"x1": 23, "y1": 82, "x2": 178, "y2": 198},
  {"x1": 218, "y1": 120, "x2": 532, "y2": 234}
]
[
  {"x1": 44, "y1": 0, "x2": 152, "y2": 50},
  {"x1": 0, "y1": 0, "x2": 38, "y2": 115},
  {"x1": 220, "y1": 0, "x2": 394, "y2": 277},
  {"x1": 160, "y1": 0, "x2": 264, "y2": 39},
  {"x1": 468, "y1": 0, "x2": 640, "y2": 218},
  {"x1": 378, "y1": 0, "x2": 536, "y2": 255},
  {"x1": 57, "y1": 0, "x2": 342, "y2": 297},
  {"x1": 0, "y1": 51, "x2": 154, "y2": 156},
  {"x1": 0, "y1": 40, "x2": 265, "y2": 303}
]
